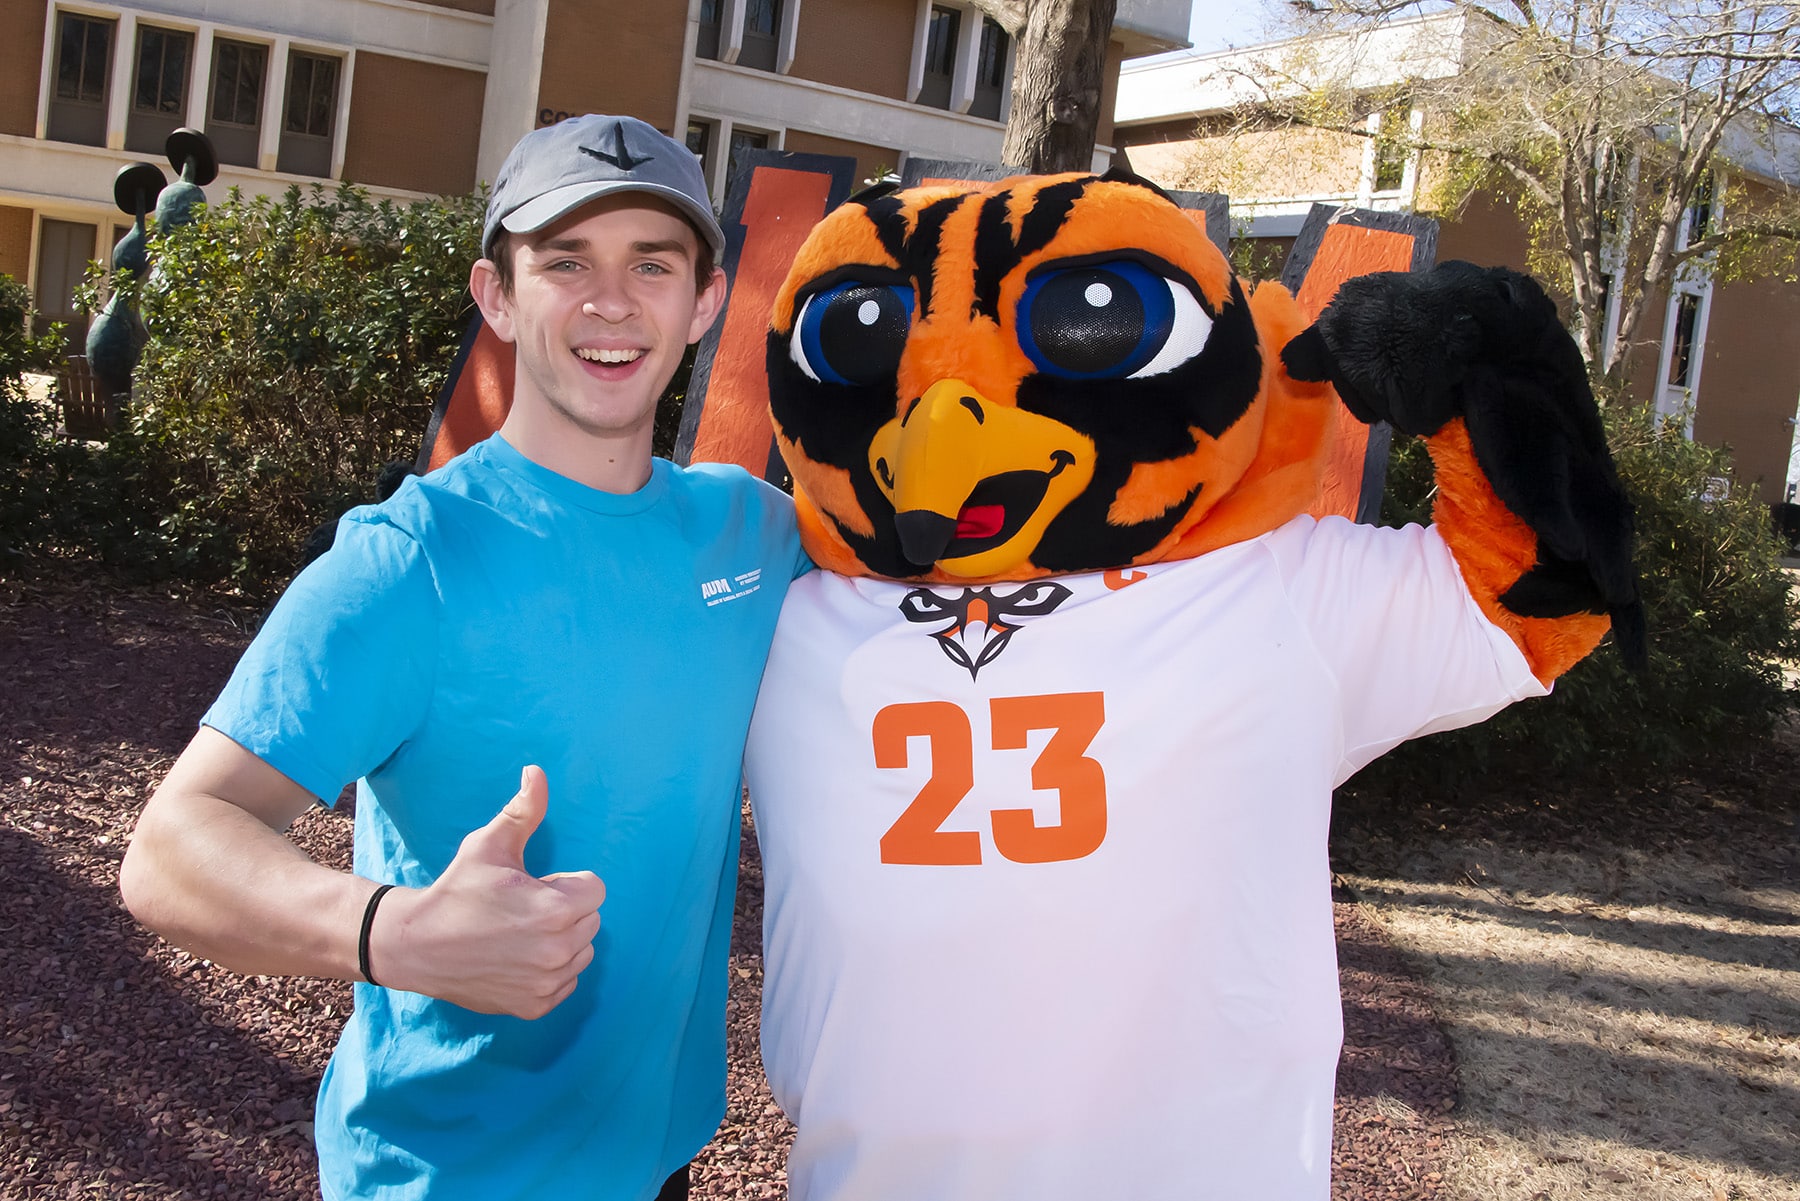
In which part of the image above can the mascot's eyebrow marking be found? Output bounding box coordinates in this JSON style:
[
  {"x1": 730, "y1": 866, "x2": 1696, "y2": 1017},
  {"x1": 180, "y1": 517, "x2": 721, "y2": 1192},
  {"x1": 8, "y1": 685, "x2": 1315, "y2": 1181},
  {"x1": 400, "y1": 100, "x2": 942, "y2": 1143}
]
[
  {"x1": 1011, "y1": 179, "x2": 1087, "y2": 261},
  {"x1": 857, "y1": 181, "x2": 1090, "y2": 324},
  {"x1": 971, "y1": 179, "x2": 1089, "y2": 321},
  {"x1": 858, "y1": 193, "x2": 967, "y2": 319},
  {"x1": 971, "y1": 193, "x2": 1017, "y2": 319}
]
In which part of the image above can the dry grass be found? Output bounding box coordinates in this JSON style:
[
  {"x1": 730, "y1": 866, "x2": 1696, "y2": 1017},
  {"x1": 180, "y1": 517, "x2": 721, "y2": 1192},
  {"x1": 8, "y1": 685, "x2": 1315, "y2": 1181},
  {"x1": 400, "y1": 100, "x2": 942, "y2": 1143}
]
[{"x1": 1340, "y1": 728, "x2": 1800, "y2": 1200}]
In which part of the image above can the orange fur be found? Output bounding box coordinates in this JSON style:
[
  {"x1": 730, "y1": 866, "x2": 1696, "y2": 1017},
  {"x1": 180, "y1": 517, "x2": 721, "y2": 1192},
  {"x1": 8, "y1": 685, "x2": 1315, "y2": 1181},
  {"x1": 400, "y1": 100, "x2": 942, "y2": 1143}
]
[
  {"x1": 1106, "y1": 426, "x2": 1242, "y2": 526},
  {"x1": 779, "y1": 431, "x2": 874, "y2": 540},
  {"x1": 898, "y1": 318, "x2": 1033, "y2": 423},
  {"x1": 793, "y1": 488, "x2": 870, "y2": 577},
  {"x1": 1427, "y1": 420, "x2": 1611, "y2": 683},
  {"x1": 1154, "y1": 282, "x2": 1335, "y2": 561}
]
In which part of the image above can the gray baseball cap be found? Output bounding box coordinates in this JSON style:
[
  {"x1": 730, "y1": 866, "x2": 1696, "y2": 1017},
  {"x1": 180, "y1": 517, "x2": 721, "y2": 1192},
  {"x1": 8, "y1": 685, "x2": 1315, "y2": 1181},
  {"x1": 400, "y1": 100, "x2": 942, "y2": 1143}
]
[{"x1": 482, "y1": 114, "x2": 725, "y2": 260}]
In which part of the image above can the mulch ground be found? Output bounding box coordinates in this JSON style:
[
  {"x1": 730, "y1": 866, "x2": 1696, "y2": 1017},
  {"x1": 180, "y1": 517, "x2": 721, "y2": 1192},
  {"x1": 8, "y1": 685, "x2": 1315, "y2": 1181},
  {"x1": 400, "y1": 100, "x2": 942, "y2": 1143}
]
[{"x1": 2, "y1": 574, "x2": 1455, "y2": 1200}]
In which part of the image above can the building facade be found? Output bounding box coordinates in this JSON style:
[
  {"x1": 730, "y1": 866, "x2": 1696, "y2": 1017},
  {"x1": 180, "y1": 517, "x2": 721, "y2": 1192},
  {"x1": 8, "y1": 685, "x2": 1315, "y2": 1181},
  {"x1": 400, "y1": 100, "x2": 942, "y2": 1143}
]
[
  {"x1": 1113, "y1": 13, "x2": 1800, "y2": 500},
  {"x1": 1, "y1": 0, "x2": 1190, "y2": 350}
]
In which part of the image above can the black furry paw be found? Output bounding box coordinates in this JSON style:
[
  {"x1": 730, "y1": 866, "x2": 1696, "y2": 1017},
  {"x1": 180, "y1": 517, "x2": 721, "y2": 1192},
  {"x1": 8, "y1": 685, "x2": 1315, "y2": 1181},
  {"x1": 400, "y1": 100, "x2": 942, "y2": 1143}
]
[
  {"x1": 1284, "y1": 261, "x2": 1648, "y2": 670},
  {"x1": 1282, "y1": 261, "x2": 1581, "y2": 438}
]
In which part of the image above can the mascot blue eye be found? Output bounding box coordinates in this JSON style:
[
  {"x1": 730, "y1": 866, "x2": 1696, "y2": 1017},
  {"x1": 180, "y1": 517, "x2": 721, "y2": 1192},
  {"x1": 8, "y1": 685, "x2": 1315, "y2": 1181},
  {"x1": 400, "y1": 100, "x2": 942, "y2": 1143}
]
[
  {"x1": 1016, "y1": 260, "x2": 1212, "y2": 381},
  {"x1": 790, "y1": 282, "x2": 915, "y2": 387}
]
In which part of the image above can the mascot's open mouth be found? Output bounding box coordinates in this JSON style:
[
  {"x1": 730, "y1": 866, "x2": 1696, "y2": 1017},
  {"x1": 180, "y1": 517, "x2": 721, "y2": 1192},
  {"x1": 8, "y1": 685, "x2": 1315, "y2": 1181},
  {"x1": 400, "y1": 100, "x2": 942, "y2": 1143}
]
[
  {"x1": 907, "y1": 450, "x2": 1072, "y2": 565},
  {"x1": 940, "y1": 471, "x2": 1045, "y2": 556}
]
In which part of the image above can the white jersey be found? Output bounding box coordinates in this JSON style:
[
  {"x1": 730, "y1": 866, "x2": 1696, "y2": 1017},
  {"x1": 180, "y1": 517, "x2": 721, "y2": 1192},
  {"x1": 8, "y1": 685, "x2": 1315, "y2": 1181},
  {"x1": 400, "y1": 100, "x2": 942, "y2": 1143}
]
[{"x1": 745, "y1": 515, "x2": 1545, "y2": 1201}]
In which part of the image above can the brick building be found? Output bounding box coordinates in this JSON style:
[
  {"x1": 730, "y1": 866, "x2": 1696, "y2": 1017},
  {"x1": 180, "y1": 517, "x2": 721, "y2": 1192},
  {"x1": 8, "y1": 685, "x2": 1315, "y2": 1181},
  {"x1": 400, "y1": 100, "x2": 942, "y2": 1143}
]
[{"x1": 2, "y1": 0, "x2": 1192, "y2": 349}]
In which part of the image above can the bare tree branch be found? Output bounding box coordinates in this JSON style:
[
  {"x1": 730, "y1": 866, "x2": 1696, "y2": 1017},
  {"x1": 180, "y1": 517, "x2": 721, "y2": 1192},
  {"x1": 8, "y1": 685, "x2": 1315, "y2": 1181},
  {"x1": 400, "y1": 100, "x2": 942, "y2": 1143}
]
[
  {"x1": 1172, "y1": 0, "x2": 1800, "y2": 393},
  {"x1": 963, "y1": 0, "x2": 1028, "y2": 36}
]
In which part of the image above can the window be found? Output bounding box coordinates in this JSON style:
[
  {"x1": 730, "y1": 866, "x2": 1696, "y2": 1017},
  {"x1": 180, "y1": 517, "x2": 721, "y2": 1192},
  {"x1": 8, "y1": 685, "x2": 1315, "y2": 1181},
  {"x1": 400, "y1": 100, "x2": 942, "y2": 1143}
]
[
  {"x1": 727, "y1": 127, "x2": 769, "y2": 191},
  {"x1": 48, "y1": 13, "x2": 115, "y2": 146},
  {"x1": 696, "y1": 0, "x2": 721, "y2": 60},
  {"x1": 1667, "y1": 293, "x2": 1701, "y2": 390},
  {"x1": 285, "y1": 53, "x2": 338, "y2": 138},
  {"x1": 207, "y1": 39, "x2": 267, "y2": 168},
  {"x1": 747, "y1": 0, "x2": 780, "y2": 36},
  {"x1": 740, "y1": 0, "x2": 782, "y2": 71},
  {"x1": 687, "y1": 119, "x2": 717, "y2": 194},
  {"x1": 126, "y1": 25, "x2": 193, "y2": 154},
  {"x1": 210, "y1": 40, "x2": 264, "y2": 126},
  {"x1": 57, "y1": 14, "x2": 112, "y2": 103},
  {"x1": 919, "y1": 6, "x2": 959, "y2": 110},
  {"x1": 278, "y1": 51, "x2": 341, "y2": 177},
  {"x1": 1372, "y1": 104, "x2": 1410, "y2": 192},
  {"x1": 971, "y1": 17, "x2": 1007, "y2": 120},
  {"x1": 133, "y1": 27, "x2": 188, "y2": 116},
  {"x1": 1687, "y1": 171, "x2": 1715, "y2": 246},
  {"x1": 686, "y1": 120, "x2": 712, "y2": 161},
  {"x1": 33, "y1": 219, "x2": 98, "y2": 352}
]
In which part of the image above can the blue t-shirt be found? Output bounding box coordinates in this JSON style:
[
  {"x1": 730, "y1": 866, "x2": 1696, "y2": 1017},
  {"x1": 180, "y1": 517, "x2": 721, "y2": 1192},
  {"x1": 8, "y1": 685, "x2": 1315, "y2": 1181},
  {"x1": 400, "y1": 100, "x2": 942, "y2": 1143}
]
[{"x1": 204, "y1": 434, "x2": 805, "y2": 1201}]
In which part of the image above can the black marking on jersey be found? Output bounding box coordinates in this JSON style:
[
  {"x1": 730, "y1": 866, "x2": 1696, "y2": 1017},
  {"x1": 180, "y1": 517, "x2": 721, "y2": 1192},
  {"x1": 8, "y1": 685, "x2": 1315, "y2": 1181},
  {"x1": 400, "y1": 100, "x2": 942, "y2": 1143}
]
[{"x1": 899, "y1": 581, "x2": 1073, "y2": 680}]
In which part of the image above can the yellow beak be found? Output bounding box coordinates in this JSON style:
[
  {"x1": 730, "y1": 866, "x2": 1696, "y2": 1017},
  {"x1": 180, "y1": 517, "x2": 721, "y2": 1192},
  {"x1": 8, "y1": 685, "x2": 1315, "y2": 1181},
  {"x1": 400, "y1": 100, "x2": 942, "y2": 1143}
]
[{"x1": 868, "y1": 379, "x2": 1095, "y2": 578}]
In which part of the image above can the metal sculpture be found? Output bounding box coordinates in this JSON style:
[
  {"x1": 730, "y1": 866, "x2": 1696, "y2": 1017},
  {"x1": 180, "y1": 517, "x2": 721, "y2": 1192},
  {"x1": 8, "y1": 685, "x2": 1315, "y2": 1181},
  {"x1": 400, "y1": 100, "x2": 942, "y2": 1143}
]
[{"x1": 86, "y1": 127, "x2": 218, "y2": 401}]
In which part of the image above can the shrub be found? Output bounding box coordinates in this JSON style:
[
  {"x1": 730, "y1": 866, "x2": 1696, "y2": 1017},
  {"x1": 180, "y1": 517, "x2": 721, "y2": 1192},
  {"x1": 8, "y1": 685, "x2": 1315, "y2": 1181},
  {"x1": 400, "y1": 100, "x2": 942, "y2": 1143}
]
[
  {"x1": 1347, "y1": 403, "x2": 1800, "y2": 796},
  {"x1": 0, "y1": 275, "x2": 81, "y2": 563},
  {"x1": 104, "y1": 183, "x2": 486, "y2": 596}
]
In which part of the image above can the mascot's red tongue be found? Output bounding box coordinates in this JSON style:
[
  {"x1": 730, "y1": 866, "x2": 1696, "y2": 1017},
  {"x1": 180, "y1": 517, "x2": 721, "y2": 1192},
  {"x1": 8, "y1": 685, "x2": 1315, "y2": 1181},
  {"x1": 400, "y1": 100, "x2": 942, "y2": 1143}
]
[{"x1": 956, "y1": 505, "x2": 1005, "y2": 539}]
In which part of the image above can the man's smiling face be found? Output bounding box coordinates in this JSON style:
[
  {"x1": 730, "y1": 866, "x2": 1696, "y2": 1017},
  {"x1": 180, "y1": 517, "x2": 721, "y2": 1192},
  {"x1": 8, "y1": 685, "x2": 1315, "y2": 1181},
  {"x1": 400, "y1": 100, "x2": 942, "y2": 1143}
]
[{"x1": 484, "y1": 193, "x2": 724, "y2": 446}]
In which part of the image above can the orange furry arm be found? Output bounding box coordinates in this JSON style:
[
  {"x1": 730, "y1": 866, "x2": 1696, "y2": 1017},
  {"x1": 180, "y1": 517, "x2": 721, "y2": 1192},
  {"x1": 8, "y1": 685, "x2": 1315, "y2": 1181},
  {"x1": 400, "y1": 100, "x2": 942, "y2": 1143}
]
[{"x1": 1427, "y1": 420, "x2": 1613, "y2": 683}]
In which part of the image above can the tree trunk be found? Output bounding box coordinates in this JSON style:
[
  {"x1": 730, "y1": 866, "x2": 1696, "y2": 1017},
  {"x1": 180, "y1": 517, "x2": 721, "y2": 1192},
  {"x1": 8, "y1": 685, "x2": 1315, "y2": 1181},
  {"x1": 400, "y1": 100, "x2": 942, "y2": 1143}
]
[{"x1": 999, "y1": 0, "x2": 1119, "y2": 173}]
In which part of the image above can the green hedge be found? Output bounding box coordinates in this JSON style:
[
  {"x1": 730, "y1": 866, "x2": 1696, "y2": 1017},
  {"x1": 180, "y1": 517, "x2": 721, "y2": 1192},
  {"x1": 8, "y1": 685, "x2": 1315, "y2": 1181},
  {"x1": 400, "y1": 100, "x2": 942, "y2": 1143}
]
[
  {"x1": 1346, "y1": 402, "x2": 1799, "y2": 795},
  {"x1": 92, "y1": 184, "x2": 486, "y2": 593}
]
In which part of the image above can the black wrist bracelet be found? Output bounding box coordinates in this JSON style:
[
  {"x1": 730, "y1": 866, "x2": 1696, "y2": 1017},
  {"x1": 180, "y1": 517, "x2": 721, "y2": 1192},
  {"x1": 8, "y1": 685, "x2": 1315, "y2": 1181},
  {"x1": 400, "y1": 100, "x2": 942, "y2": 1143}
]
[{"x1": 358, "y1": 883, "x2": 397, "y2": 987}]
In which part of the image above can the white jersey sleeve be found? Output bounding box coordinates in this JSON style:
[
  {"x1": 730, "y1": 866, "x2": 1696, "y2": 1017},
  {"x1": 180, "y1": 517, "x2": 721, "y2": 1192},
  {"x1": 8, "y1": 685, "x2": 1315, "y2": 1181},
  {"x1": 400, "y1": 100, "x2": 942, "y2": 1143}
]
[{"x1": 1259, "y1": 515, "x2": 1548, "y2": 784}]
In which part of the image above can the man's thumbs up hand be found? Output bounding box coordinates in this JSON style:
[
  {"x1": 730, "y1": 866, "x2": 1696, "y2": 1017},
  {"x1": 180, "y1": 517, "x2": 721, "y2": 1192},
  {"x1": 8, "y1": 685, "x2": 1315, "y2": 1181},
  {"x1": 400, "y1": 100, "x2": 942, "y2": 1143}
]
[
  {"x1": 479, "y1": 762, "x2": 554, "y2": 863},
  {"x1": 363, "y1": 766, "x2": 605, "y2": 1018}
]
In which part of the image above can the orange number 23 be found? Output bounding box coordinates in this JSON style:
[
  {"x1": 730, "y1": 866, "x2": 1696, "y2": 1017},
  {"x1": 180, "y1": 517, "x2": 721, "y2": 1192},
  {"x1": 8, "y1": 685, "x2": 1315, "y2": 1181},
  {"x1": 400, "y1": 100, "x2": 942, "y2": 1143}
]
[{"x1": 871, "y1": 692, "x2": 1107, "y2": 865}]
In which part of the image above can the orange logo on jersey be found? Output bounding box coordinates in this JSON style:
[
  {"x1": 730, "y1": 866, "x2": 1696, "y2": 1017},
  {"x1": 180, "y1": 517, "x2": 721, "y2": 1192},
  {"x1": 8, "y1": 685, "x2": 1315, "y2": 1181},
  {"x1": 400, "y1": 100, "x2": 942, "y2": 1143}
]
[{"x1": 898, "y1": 582, "x2": 1071, "y2": 679}]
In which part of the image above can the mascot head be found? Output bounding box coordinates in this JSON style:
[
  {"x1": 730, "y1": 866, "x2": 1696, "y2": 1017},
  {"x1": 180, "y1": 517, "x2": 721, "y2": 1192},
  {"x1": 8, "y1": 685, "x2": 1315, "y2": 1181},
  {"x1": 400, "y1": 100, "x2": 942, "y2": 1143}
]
[{"x1": 766, "y1": 170, "x2": 1338, "y2": 583}]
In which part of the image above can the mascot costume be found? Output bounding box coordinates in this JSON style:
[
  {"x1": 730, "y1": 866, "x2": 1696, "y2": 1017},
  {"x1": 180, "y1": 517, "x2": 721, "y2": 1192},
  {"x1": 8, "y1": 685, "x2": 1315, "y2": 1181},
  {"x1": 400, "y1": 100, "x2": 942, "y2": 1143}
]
[{"x1": 737, "y1": 170, "x2": 1643, "y2": 1200}]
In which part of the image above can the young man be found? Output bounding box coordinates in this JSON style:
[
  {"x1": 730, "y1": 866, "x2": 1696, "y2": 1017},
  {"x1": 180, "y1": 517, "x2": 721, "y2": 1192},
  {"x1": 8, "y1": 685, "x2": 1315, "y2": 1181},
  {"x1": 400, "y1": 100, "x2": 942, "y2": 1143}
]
[{"x1": 120, "y1": 114, "x2": 804, "y2": 1201}]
